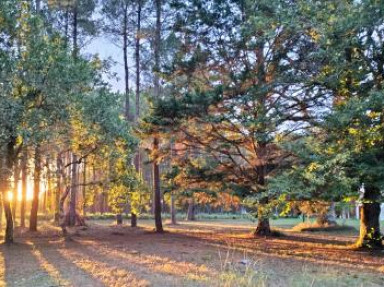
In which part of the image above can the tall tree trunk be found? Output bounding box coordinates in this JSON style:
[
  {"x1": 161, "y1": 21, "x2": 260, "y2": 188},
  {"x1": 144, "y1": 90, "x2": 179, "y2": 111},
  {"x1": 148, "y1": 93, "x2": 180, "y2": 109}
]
[
  {"x1": 153, "y1": 138, "x2": 163, "y2": 232},
  {"x1": 20, "y1": 148, "x2": 27, "y2": 227},
  {"x1": 123, "y1": 5, "x2": 130, "y2": 121},
  {"x1": 356, "y1": 184, "x2": 383, "y2": 249},
  {"x1": 135, "y1": 0, "x2": 141, "y2": 121},
  {"x1": 68, "y1": 153, "x2": 78, "y2": 226},
  {"x1": 152, "y1": 0, "x2": 163, "y2": 233},
  {"x1": 131, "y1": 0, "x2": 142, "y2": 229},
  {"x1": 29, "y1": 145, "x2": 41, "y2": 232}
]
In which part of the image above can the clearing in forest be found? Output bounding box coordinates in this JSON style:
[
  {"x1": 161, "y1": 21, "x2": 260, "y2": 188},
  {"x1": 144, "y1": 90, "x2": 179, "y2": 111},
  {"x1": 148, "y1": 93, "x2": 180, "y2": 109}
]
[{"x1": 0, "y1": 219, "x2": 383, "y2": 287}]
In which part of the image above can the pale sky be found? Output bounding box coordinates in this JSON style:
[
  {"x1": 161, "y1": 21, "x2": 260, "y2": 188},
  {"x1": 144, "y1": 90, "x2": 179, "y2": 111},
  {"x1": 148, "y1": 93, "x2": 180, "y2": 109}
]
[{"x1": 85, "y1": 36, "x2": 129, "y2": 93}]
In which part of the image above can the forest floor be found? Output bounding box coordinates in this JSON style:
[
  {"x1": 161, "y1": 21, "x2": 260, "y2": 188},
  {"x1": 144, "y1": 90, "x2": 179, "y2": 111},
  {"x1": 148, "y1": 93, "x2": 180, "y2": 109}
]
[{"x1": 0, "y1": 219, "x2": 383, "y2": 287}]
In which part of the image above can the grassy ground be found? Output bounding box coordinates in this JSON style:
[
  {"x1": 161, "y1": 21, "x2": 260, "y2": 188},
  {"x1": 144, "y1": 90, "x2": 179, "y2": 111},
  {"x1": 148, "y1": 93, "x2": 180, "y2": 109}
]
[{"x1": 0, "y1": 218, "x2": 383, "y2": 287}]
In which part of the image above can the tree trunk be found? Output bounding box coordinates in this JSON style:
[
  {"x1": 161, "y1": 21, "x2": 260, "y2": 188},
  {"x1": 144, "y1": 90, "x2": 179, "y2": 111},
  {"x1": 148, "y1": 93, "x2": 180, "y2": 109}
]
[
  {"x1": 3, "y1": 197, "x2": 13, "y2": 243},
  {"x1": 116, "y1": 213, "x2": 123, "y2": 225},
  {"x1": 0, "y1": 193, "x2": 3, "y2": 230},
  {"x1": 135, "y1": 0, "x2": 141, "y2": 121},
  {"x1": 1, "y1": 141, "x2": 16, "y2": 243},
  {"x1": 20, "y1": 148, "x2": 27, "y2": 227},
  {"x1": 54, "y1": 153, "x2": 62, "y2": 225},
  {"x1": 59, "y1": 186, "x2": 71, "y2": 240},
  {"x1": 29, "y1": 145, "x2": 41, "y2": 232},
  {"x1": 131, "y1": 213, "x2": 137, "y2": 227},
  {"x1": 254, "y1": 158, "x2": 271, "y2": 236},
  {"x1": 12, "y1": 159, "x2": 20, "y2": 225},
  {"x1": 186, "y1": 197, "x2": 195, "y2": 221},
  {"x1": 72, "y1": 3, "x2": 78, "y2": 58},
  {"x1": 254, "y1": 214, "x2": 271, "y2": 237},
  {"x1": 152, "y1": 0, "x2": 163, "y2": 233},
  {"x1": 153, "y1": 138, "x2": 163, "y2": 232},
  {"x1": 82, "y1": 158, "x2": 87, "y2": 216},
  {"x1": 68, "y1": 153, "x2": 78, "y2": 226},
  {"x1": 356, "y1": 185, "x2": 383, "y2": 249},
  {"x1": 170, "y1": 192, "x2": 176, "y2": 225},
  {"x1": 47, "y1": 156, "x2": 53, "y2": 214},
  {"x1": 123, "y1": 5, "x2": 130, "y2": 121}
]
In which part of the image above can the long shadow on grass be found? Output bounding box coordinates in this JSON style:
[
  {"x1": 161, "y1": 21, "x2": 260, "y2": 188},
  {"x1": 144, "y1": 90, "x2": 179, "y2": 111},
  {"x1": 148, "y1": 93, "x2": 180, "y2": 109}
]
[
  {"x1": 0, "y1": 241, "x2": 58, "y2": 287},
  {"x1": 68, "y1": 237, "x2": 209, "y2": 286},
  {"x1": 29, "y1": 239, "x2": 106, "y2": 287}
]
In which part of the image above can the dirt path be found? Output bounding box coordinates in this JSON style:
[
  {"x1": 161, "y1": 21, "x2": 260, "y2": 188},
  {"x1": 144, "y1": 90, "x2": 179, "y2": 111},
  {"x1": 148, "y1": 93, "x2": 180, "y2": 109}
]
[{"x1": 0, "y1": 221, "x2": 383, "y2": 287}]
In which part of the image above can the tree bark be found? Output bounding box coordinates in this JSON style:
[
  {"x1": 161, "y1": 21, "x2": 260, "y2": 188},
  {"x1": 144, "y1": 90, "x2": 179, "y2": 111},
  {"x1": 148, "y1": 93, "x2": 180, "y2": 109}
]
[
  {"x1": 59, "y1": 186, "x2": 71, "y2": 240},
  {"x1": 186, "y1": 197, "x2": 195, "y2": 221},
  {"x1": 3, "y1": 197, "x2": 13, "y2": 243},
  {"x1": 356, "y1": 185, "x2": 383, "y2": 249},
  {"x1": 131, "y1": 212, "x2": 137, "y2": 227},
  {"x1": 131, "y1": 1, "x2": 142, "y2": 228},
  {"x1": 170, "y1": 192, "x2": 177, "y2": 225},
  {"x1": 82, "y1": 158, "x2": 87, "y2": 216},
  {"x1": 0, "y1": 194, "x2": 3, "y2": 230},
  {"x1": 153, "y1": 138, "x2": 163, "y2": 232},
  {"x1": 54, "y1": 153, "x2": 62, "y2": 225},
  {"x1": 254, "y1": 214, "x2": 271, "y2": 237},
  {"x1": 72, "y1": 2, "x2": 78, "y2": 58},
  {"x1": 29, "y1": 145, "x2": 41, "y2": 232},
  {"x1": 123, "y1": 4, "x2": 130, "y2": 121},
  {"x1": 20, "y1": 148, "x2": 27, "y2": 227},
  {"x1": 253, "y1": 160, "x2": 271, "y2": 236},
  {"x1": 152, "y1": 0, "x2": 163, "y2": 233},
  {"x1": 135, "y1": 0, "x2": 141, "y2": 121},
  {"x1": 116, "y1": 213, "x2": 123, "y2": 225},
  {"x1": 1, "y1": 141, "x2": 16, "y2": 243},
  {"x1": 12, "y1": 159, "x2": 20, "y2": 225},
  {"x1": 68, "y1": 153, "x2": 78, "y2": 226}
]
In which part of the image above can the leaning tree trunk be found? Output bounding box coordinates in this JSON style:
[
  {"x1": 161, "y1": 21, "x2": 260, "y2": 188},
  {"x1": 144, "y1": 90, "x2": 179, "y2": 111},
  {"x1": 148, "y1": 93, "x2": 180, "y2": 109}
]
[
  {"x1": 356, "y1": 185, "x2": 383, "y2": 249},
  {"x1": 29, "y1": 145, "x2": 41, "y2": 232}
]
